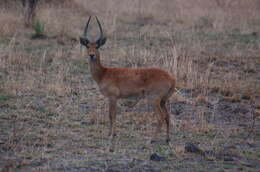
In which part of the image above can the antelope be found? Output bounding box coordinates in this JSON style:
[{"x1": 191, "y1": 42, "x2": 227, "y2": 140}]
[{"x1": 80, "y1": 16, "x2": 176, "y2": 143}]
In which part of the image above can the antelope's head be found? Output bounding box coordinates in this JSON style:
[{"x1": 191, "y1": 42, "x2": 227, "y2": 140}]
[{"x1": 80, "y1": 16, "x2": 107, "y2": 60}]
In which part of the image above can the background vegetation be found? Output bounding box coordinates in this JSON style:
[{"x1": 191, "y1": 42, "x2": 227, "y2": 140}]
[{"x1": 0, "y1": 0, "x2": 259, "y2": 171}]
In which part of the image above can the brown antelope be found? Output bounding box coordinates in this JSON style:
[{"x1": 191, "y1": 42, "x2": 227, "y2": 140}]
[{"x1": 80, "y1": 16, "x2": 176, "y2": 143}]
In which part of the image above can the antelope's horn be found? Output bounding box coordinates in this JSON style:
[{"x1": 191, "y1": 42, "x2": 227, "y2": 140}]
[
  {"x1": 95, "y1": 16, "x2": 103, "y2": 40},
  {"x1": 83, "y1": 16, "x2": 92, "y2": 38}
]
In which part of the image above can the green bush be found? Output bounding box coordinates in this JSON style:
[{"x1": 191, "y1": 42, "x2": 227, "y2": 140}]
[{"x1": 32, "y1": 20, "x2": 45, "y2": 39}]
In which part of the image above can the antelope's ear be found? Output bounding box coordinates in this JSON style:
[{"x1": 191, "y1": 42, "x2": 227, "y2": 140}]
[
  {"x1": 96, "y1": 37, "x2": 107, "y2": 49},
  {"x1": 80, "y1": 37, "x2": 90, "y2": 48}
]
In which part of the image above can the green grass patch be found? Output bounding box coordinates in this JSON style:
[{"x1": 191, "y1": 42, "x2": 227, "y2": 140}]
[
  {"x1": 229, "y1": 32, "x2": 260, "y2": 44},
  {"x1": 0, "y1": 92, "x2": 12, "y2": 102},
  {"x1": 32, "y1": 20, "x2": 46, "y2": 39}
]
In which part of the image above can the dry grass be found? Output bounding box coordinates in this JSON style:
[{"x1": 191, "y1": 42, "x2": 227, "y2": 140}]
[
  {"x1": 0, "y1": 0, "x2": 259, "y2": 171},
  {"x1": 0, "y1": 12, "x2": 23, "y2": 37}
]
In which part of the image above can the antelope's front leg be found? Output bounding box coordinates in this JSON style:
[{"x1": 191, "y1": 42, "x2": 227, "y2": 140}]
[{"x1": 108, "y1": 97, "x2": 117, "y2": 138}]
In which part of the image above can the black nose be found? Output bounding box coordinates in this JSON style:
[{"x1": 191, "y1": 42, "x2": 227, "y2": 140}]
[{"x1": 89, "y1": 54, "x2": 95, "y2": 59}]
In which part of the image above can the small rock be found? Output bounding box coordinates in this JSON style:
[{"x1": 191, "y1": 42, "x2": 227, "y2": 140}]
[
  {"x1": 30, "y1": 161, "x2": 44, "y2": 167},
  {"x1": 150, "y1": 153, "x2": 166, "y2": 161},
  {"x1": 185, "y1": 142, "x2": 205, "y2": 155}
]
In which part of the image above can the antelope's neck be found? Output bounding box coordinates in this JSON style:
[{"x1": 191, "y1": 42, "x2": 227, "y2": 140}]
[{"x1": 89, "y1": 57, "x2": 106, "y2": 83}]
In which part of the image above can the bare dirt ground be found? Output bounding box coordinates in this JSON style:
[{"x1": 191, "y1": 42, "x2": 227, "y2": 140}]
[{"x1": 0, "y1": 0, "x2": 260, "y2": 171}]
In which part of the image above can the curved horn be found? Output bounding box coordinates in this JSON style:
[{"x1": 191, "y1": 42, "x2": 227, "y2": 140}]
[
  {"x1": 95, "y1": 16, "x2": 103, "y2": 40},
  {"x1": 83, "y1": 16, "x2": 92, "y2": 37}
]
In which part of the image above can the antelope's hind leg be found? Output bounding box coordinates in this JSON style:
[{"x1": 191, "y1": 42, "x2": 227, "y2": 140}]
[
  {"x1": 151, "y1": 98, "x2": 165, "y2": 143},
  {"x1": 161, "y1": 100, "x2": 170, "y2": 143}
]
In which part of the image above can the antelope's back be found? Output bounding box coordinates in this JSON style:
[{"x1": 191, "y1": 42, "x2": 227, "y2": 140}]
[{"x1": 102, "y1": 67, "x2": 175, "y2": 95}]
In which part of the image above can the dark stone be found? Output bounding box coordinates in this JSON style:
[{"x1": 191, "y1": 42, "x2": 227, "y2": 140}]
[
  {"x1": 30, "y1": 161, "x2": 44, "y2": 167},
  {"x1": 150, "y1": 153, "x2": 166, "y2": 161},
  {"x1": 185, "y1": 142, "x2": 204, "y2": 155}
]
